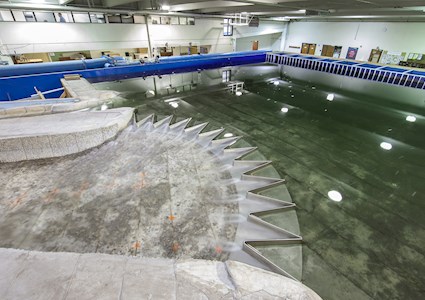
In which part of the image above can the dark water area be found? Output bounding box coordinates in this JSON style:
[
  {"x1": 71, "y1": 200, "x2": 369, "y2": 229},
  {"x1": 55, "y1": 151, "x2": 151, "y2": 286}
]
[{"x1": 98, "y1": 64, "x2": 425, "y2": 300}]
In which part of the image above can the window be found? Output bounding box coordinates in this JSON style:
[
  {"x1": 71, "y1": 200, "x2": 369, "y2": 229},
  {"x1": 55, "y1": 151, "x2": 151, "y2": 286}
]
[
  {"x1": 24, "y1": 11, "x2": 36, "y2": 22},
  {"x1": 151, "y1": 15, "x2": 160, "y2": 24},
  {"x1": 0, "y1": 10, "x2": 14, "y2": 22},
  {"x1": 121, "y1": 15, "x2": 134, "y2": 23},
  {"x1": 188, "y1": 17, "x2": 195, "y2": 25},
  {"x1": 12, "y1": 11, "x2": 26, "y2": 22},
  {"x1": 72, "y1": 12, "x2": 90, "y2": 23},
  {"x1": 133, "y1": 15, "x2": 145, "y2": 24},
  {"x1": 160, "y1": 16, "x2": 171, "y2": 24},
  {"x1": 179, "y1": 17, "x2": 187, "y2": 25},
  {"x1": 223, "y1": 18, "x2": 233, "y2": 36},
  {"x1": 54, "y1": 12, "x2": 72, "y2": 23},
  {"x1": 35, "y1": 12, "x2": 55, "y2": 22},
  {"x1": 107, "y1": 15, "x2": 121, "y2": 23},
  {"x1": 222, "y1": 69, "x2": 231, "y2": 82},
  {"x1": 170, "y1": 17, "x2": 179, "y2": 25},
  {"x1": 90, "y1": 13, "x2": 106, "y2": 23}
]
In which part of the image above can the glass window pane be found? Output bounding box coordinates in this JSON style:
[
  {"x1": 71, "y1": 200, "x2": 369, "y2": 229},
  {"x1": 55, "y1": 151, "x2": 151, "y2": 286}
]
[
  {"x1": 133, "y1": 15, "x2": 145, "y2": 24},
  {"x1": 107, "y1": 15, "x2": 122, "y2": 23},
  {"x1": 24, "y1": 11, "x2": 36, "y2": 22},
  {"x1": 0, "y1": 10, "x2": 14, "y2": 22},
  {"x1": 121, "y1": 15, "x2": 134, "y2": 23},
  {"x1": 151, "y1": 15, "x2": 160, "y2": 24},
  {"x1": 54, "y1": 12, "x2": 72, "y2": 23},
  {"x1": 73, "y1": 12, "x2": 90, "y2": 23},
  {"x1": 188, "y1": 17, "x2": 195, "y2": 25},
  {"x1": 161, "y1": 16, "x2": 170, "y2": 24},
  {"x1": 170, "y1": 17, "x2": 179, "y2": 25},
  {"x1": 35, "y1": 12, "x2": 55, "y2": 22},
  {"x1": 179, "y1": 17, "x2": 187, "y2": 25},
  {"x1": 90, "y1": 13, "x2": 105, "y2": 23},
  {"x1": 12, "y1": 11, "x2": 25, "y2": 22}
]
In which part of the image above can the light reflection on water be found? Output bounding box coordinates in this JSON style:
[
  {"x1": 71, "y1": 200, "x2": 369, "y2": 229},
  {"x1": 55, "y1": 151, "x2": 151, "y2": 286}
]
[{"x1": 97, "y1": 64, "x2": 425, "y2": 300}]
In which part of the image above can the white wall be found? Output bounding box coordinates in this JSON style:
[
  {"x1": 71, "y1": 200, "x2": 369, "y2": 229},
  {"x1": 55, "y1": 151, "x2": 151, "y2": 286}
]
[
  {"x1": 234, "y1": 20, "x2": 287, "y2": 51},
  {"x1": 0, "y1": 18, "x2": 234, "y2": 55},
  {"x1": 236, "y1": 32, "x2": 282, "y2": 51},
  {"x1": 285, "y1": 21, "x2": 425, "y2": 61}
]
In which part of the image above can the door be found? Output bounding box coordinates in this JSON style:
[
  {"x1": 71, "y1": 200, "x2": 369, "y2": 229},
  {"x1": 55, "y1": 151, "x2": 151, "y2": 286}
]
[
  {"x1": 308, "y1": 44, "x2": 316, "y2": 55},
  {"x1": 322, "y1": 45, "x2": 335, "y2": 57},
  {"x1": 369, "y1": 49, "x2": 383, "y2": 63},
  {"x1": 301, "y1": 43, "x2": 309, "y2": 54},
  {"x1": 252, "y1": 40, "x2": 259, "y2": 50}
]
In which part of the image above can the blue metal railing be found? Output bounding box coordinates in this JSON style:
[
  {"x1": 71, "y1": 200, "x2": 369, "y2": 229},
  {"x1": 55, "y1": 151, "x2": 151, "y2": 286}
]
[{"x1": 266, "y1": 52, "x2": 425, "y2": 90}]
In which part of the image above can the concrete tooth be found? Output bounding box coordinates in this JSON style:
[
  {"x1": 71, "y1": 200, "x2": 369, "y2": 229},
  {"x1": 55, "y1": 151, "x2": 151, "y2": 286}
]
[
  {"x1": 197, "y1": 128, "x2": 224, "y2": 147},
  {"x1": 184, "y1": 122, "x2": 208, "y2": 140},
  {"x1": 240, "y1": 192, "x2": 295, "y2": 216},
  {"x1": 153, "y1": 115, "x2": 173, "y2": 132},
  {"x1": 169, "y1": 118, "x2": 192, "y2": 135},
  {"x1": 233, "y1": 160, "x2": 272, "y2": 175},
  {"x1": 209, "y1": 136, "x2": 241, "y2": 155},
  {"x1": 136, "y1": 114, "x2": 155, "y2": 130},
  {"x1": 220, "y1": 147, "x2": 257, "y2": 164}
]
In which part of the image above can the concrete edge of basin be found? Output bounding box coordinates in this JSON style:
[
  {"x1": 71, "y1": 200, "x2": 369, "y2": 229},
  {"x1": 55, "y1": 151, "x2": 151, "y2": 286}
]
[
  {"x1": 0, "y1": 247, "x2": 322, "y2": 300},
  {"x1": 0, "y1": 107, "x2": 134, "y2": 163}
]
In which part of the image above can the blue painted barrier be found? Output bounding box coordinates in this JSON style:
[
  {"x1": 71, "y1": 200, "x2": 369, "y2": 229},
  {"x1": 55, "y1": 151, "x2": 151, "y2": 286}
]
[{"x1": 0, "y1": 51, "x2": 267, "y2": 101}]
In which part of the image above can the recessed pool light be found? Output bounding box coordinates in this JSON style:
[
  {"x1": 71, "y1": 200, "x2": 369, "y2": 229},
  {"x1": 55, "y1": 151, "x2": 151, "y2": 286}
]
[
  {"x1": 224, "y1": 133, "x2": 233, "y2": 138},
  {"x1": 169, "y1": 102, "x2": 179, "y2": 108},
  {"x1": 327, "y1": 93, "x2": 335, "y2": 101},
  {"x1": 328, "y1": 190, "x2": 342, "y2": 202},
  {"x1": 273, "y1": 81, "x2": 279, "y2": 86},
  {"x1": 281, "y1": 107, "x2": 289, "y2": 113},
  {"x1": 312, "y1": 86, "x2": 316, "y2": 89},
  {"x1": 380, "y1": 142, "x2": 392, "y2": 150},
  {"x1": 100, "y1": 104, "x2": 108, "y2": 111},
  {"x1": 235, "y1": 91, "x2": 242, "y2": 96},
  {"x1": 406, "y1": 115, "x2": 416, "y2": 122}
]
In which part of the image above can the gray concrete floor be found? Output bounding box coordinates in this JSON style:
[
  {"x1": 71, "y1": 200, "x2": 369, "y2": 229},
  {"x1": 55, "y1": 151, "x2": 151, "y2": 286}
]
[{"x1": 0, "y1": 126, "x2": 237, "y2": 260}]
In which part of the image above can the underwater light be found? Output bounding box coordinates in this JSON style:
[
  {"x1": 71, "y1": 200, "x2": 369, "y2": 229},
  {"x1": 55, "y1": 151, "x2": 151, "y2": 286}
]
[
  {"x1": 169, "y1": 102, "x2": 179, "y2": 108},
  {"x1": 224, "y1": 133, "x2": 233, "y2": 138},
  {"x1": 406, "y1": 115, "x2": 416, "y2": 122},
  {"x1": 328, "y1": 190, "x2": 342, "y2": 202},
  {"x1": 100, "y1": 104, "x2": 108, "y2": 111},
  {"x1": 327, "y1": 93, "x2": 334, "y2": 101},
  {"x1": 380, "y1": 142, "x2": 392, "y2": 150},
  {"x1": 273, "y1": 81, "x2": 279, "y2": 86},
  {"x1": 281, "y1": 107, "x2": 289, "y2": 113},
  {"x1": 235, "y1": 91, "x2": 242, "y2": 96}
]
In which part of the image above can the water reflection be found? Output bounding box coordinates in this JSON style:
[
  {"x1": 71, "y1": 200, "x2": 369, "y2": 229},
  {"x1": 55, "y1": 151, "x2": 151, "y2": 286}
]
[{"x1": 380, "y1": 142, "x2": 393, "y2": 150}]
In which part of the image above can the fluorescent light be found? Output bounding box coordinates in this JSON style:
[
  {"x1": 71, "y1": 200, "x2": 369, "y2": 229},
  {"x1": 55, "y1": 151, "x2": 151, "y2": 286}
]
[
  {"x1": 380, "y1": 142, "x2": 392, "y2": 150},
  {"x1": 328, "y1": 190, "x2": 342, "y2": 202},
  {"x1": 406, "y1": 115, "x2": 416, "y2": 122},
  {"x1": 327, "y1": 93, "x2": 335, "y2": 101}
]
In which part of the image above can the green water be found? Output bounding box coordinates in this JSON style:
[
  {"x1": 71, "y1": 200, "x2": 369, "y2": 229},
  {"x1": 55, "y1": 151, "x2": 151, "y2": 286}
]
[{"x1": 99, "y1": 65, "x2": 425, "y2": 300}]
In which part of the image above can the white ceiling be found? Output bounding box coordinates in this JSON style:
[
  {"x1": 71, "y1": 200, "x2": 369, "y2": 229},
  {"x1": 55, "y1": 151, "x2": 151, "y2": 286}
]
[{"x1": 1, "y1": 0, "x2": 425, "y2": 20}]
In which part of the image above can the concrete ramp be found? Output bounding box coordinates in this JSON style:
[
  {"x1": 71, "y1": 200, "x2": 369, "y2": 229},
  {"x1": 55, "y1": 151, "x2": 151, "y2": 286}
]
[{"x1": 0, "y1": 107, "x2": 134, "y2": 162}]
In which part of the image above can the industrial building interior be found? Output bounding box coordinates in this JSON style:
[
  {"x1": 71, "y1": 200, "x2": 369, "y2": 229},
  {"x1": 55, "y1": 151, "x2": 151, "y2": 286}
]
[{"x1": 0, "y1": 1, "x2": 424, "y2": 300}]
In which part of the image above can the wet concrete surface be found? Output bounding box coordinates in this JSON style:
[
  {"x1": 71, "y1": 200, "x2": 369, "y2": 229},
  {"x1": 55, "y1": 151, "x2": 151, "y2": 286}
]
[{"x1": 0, "y1": 126, "x2": 237, "y2": 260}]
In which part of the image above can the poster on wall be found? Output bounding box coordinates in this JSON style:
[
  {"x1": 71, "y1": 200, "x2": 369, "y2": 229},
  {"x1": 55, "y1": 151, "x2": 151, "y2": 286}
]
[{"x1": 346, "y1": 47, "x2": 358, "y2": 60}]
